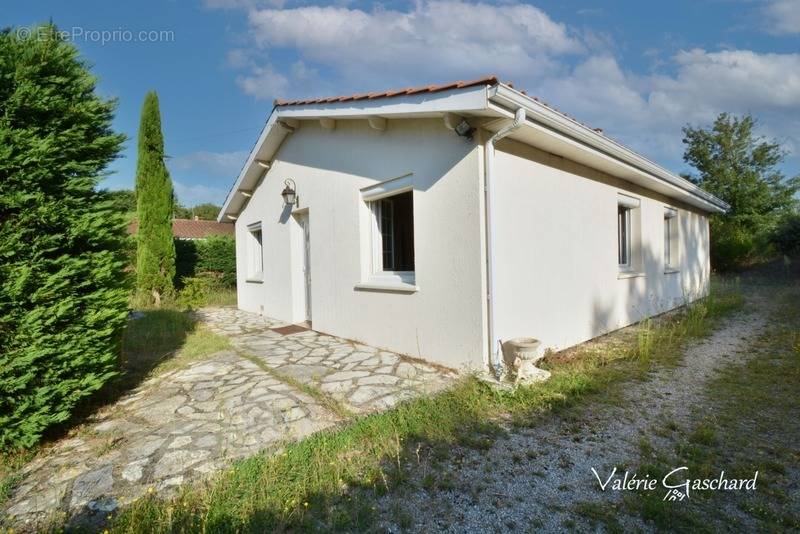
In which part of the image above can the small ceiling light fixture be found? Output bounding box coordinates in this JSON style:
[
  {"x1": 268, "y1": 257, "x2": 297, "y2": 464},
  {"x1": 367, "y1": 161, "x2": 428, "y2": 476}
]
[
  {"x1": 256, "y1": 160, "x2": 270, "y2": 169},
  {"x1": 454, "y1": 119, "x2": 475, "y2": 140},
  {"x1": 281, "y1": 179, "x2": 298, "y2": 206}
]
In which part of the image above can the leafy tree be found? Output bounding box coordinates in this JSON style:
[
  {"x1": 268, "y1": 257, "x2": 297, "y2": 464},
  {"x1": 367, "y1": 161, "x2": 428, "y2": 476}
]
[
  {"x1": 190, "y1": 203, "x2": 222, "y2": 221},
  {"x1": 173, "y1": 202, "x2": 222, "y2": 220},
  {"x1": 107, "y1": 188, "x2": 136, "y2": 218},
  {"x1": 682, "y1": 113, "x2": 799, "y2": 269},
  {"x1": 772, "y1": 212, "x2": 800, "y2": 257},
  {"x1": 135, "y1": 91, "x2": 175, "y2": 305},
  {"x1": 0, "y1": 25, "x2": 129, "y2": 447},
  {"x1": 173, "y1": 201, "x2": 192, "y2": 219}
]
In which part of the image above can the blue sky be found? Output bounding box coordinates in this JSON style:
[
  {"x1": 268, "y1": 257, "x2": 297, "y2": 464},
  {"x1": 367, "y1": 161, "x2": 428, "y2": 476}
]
[{"x1": 6, "y1": 0, "x2": 800, "y2": 206}]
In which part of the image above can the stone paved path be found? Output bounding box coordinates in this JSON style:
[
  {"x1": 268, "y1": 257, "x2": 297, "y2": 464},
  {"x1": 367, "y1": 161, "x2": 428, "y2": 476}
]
[
  {"x1": 195, "y1": 308, "x2": 453, "y2": 412},
  {"x1": 3, "y1": 307, "x2": 454, "y2": 531}
]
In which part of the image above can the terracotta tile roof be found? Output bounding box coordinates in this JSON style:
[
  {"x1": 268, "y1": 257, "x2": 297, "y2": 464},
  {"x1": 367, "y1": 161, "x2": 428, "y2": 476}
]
[
  {"x1": 128, "y1": 219, "x2": 235, "y2": 239},
  {"x1": 271, "y1": 75, "x2": 602, "y2": 135},
  {"x1": 274, "y1": 75, "x2": 500, "y2": 106}
]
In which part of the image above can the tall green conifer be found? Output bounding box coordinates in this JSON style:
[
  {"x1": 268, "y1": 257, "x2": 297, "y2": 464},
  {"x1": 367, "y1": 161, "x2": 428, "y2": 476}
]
[
  {"x1": 0, "y1": 25, "x2": 128, "y2": 447},
  {"x1": 135, "y1": 91, "x2": 175, "y2": 304}
]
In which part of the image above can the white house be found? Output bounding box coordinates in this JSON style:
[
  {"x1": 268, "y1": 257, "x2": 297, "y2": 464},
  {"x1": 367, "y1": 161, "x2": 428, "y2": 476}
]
[{"x1": 218, "y1": 76, "x2": 727, "y2": 373}]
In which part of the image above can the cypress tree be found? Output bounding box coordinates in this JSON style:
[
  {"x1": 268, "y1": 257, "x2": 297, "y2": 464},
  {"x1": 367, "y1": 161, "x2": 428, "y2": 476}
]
[
  {"x1": 135, "y1": 91, "x2": 176, "y2": 305},
  {"x1": 0, "y1": 25, "x2": 129, "y2": 447}
]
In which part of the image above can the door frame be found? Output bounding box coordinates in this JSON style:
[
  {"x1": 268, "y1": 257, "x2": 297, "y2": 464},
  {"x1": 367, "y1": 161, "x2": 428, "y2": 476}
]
[{"x1": 293, "y1": 210, "x2": 312, "y2": 324}]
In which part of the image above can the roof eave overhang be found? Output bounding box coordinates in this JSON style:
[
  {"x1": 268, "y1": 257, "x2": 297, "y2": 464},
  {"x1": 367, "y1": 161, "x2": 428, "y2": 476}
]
[
  {"x1": 217, "y1": 86, "x2": 492, "y2": 221},
  {"x1": 218, "y1": 82, "x2": 728, "y2": 221},
  {"x1": 488, "y1": 84, "x2": 729, "y2": 214}
]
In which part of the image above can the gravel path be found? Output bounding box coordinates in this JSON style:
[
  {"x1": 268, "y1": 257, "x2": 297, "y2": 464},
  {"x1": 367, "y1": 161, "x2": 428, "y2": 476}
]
[{"x1": 376, "y1": 293, "x2": 769, "y2": 532}]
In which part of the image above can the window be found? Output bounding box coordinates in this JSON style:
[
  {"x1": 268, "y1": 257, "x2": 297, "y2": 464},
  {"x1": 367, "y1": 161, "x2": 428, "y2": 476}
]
[
  {"x1": 373, "y1": 191, "x2": 415, "y2": 274},
  {"x1": 246, "y1": 223, "x2": 263, "y2": 280},
  {"x1": 617, "y1": 194, "x2": 641, "y2": 274},
  {"x1": 664, "y1": 207, "x2": 678, "y2": 270},
  {"x1": 357, "y1": 173, "x2": 417, "y2": 290},
  {"x1": 618, "y1": 205, "x2": 631, "y2": 268}
]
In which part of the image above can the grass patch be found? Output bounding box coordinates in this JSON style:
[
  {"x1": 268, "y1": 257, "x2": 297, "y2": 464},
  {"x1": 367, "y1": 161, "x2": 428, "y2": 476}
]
[
  {"x1": 130, "y1": 286, "x2": 237, "y2": 311},
  {"x1": 620, "y1": 282, "x2": 800, "y2": 531},
  {"x1": 0, "y1": 450, "x2": 35, "y2": 509},
  {"x1": 121, "y1": 309, "x2": 231, "y2": 381},
  {"x1": 236, "y1": 350, "x2": 353, "y2": 419},
  {"x1": 201, "y1": 287, "x2": 237, "y2": 307},
  {"x1": 108, "y1": 282, "x2": 743, "y2": 533}
]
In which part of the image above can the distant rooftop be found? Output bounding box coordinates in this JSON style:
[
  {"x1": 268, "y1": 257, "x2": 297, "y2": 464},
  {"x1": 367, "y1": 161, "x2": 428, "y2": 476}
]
[{"x1": 128, "y1": 218, "x2": 234, "y2": 240}]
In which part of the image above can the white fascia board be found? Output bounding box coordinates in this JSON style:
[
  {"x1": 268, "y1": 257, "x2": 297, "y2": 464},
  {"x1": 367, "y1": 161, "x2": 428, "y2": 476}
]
[
  {"x1": 488, "y1": 84, "x2": 729, "y2": 214},
  {"x1": 218, "y1": 110, "x2": 282, "y2": 222},
  {"x1": 276, "y1": 86, "x2": 489, "y2": 119}
]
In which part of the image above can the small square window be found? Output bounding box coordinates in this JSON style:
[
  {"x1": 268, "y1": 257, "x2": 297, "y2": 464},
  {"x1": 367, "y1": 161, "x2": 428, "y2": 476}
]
[{"x1": 358, "y1": 174, "x2": 417, "y2": 289}]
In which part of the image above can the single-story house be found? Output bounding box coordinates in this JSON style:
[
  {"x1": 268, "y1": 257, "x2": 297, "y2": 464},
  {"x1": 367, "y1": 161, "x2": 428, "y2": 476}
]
[
  {"x1": 218, "y1": 76, "x2": 728, "y2": 372},
  {"x1": 129, "y1": 218, "x2": 235, "y2": 240}
]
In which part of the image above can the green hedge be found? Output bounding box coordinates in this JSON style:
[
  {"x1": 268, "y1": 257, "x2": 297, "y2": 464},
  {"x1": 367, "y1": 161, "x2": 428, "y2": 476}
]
[
  {"x1": 0, "y1": 25, "x2": 129, "y2": 448},
  {"x1": 175, "y1": 235, "x2": 236, "y2": 288}
]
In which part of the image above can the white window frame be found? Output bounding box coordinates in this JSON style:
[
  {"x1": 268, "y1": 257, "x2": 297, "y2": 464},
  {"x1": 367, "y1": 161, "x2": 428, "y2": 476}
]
[
  {"x1": 664, "y1": 207, "x2": 679, "y2": 272},
  {"x1": 358, "y1": 174, "x2": 417, "y2": 289},
  {"x1": 246, "y1": 222, "x2": 263, "y2": 282},
  {"x1": 617, "y1": 193, "x2": 642, "y2": 277},
  {"x1": 618, "y1": 205, "x2": 632, "y2": 269}
]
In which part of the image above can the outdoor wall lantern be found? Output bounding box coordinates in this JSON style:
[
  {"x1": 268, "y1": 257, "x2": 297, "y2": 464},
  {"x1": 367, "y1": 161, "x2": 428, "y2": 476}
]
[{"x1": 281, "y1": 179, "x2": 298, "y2": 207}]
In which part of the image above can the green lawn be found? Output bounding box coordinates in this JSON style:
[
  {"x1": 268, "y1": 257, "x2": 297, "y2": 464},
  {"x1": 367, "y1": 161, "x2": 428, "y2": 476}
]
[{"x1": 122, "y1": 309, "x2": 232, "y2": 379}]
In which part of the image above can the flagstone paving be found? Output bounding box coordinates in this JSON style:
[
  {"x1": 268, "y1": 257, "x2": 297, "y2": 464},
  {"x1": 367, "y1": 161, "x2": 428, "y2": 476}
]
[
  {"x1": 3, "y1": 307, "x2": 454, "y2": 531},
  {"x1": 194, "y1": 308, "x2": 454, "y2": 412}
]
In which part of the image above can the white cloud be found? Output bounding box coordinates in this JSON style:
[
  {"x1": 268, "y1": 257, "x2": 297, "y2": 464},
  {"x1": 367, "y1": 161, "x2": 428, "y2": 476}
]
[
  {"x1": 762, "y1": 0, "x2": 800, "y2": 35},
  {"x1": 169, "y1": 151, "x2": 248, "y2": 205},
  {"x1": 654, "y1": 49, "x2": 800, "y2": 113},
  {"x1": 243, "y1": 0, "x2": 583, "y2": 95},
  {"x1": 172, "y1": 181, "x2": 229, "y2": 206},
  {"x1": 535, "y1": 49, "x2": 800, "y2": 169},
  {"x1": 170, "y1": 150, "x2": 249, "y2": 175},
  {"x1": 226, "y1": 49, "x2": 253, "y2": 69},
  {"x1": 210, "y1": 0, "x2": 800, "y2": 172},
  {"x1": 236, "y1": 63, "x2": 290, "y2": 100},
  {"x1": 202, "y1": 0, "x2": 284, "y2": 10}
]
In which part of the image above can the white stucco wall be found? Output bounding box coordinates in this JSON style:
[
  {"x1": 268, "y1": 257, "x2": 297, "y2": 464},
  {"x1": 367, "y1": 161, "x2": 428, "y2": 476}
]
[
  {"x1": 235, "y1": 119, "x2": 486, "y2": 369},
  {"x1": 490, "y1": 138, "x2": 711, "y2": 357}
]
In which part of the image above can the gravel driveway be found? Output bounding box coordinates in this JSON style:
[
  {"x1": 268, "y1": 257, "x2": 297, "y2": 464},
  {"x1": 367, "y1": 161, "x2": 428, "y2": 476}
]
[{"x1": 374, "y1": 289, "x2": 774, "y2": 532}]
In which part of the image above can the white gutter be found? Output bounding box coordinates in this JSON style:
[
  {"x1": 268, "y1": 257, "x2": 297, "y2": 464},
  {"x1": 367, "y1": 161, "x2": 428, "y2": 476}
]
[
  {"x1": 485, "y1": 107, "x2": 526, "y2": 378},
  {"x1": 489, "y1": 84, "x2": 729, "y2": 213}
]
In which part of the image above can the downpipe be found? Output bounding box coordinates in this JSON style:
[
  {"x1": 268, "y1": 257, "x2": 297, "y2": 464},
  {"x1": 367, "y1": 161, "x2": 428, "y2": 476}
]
[{"x1": 485, "y1": 107, "x2": 526, "y2": 379}]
